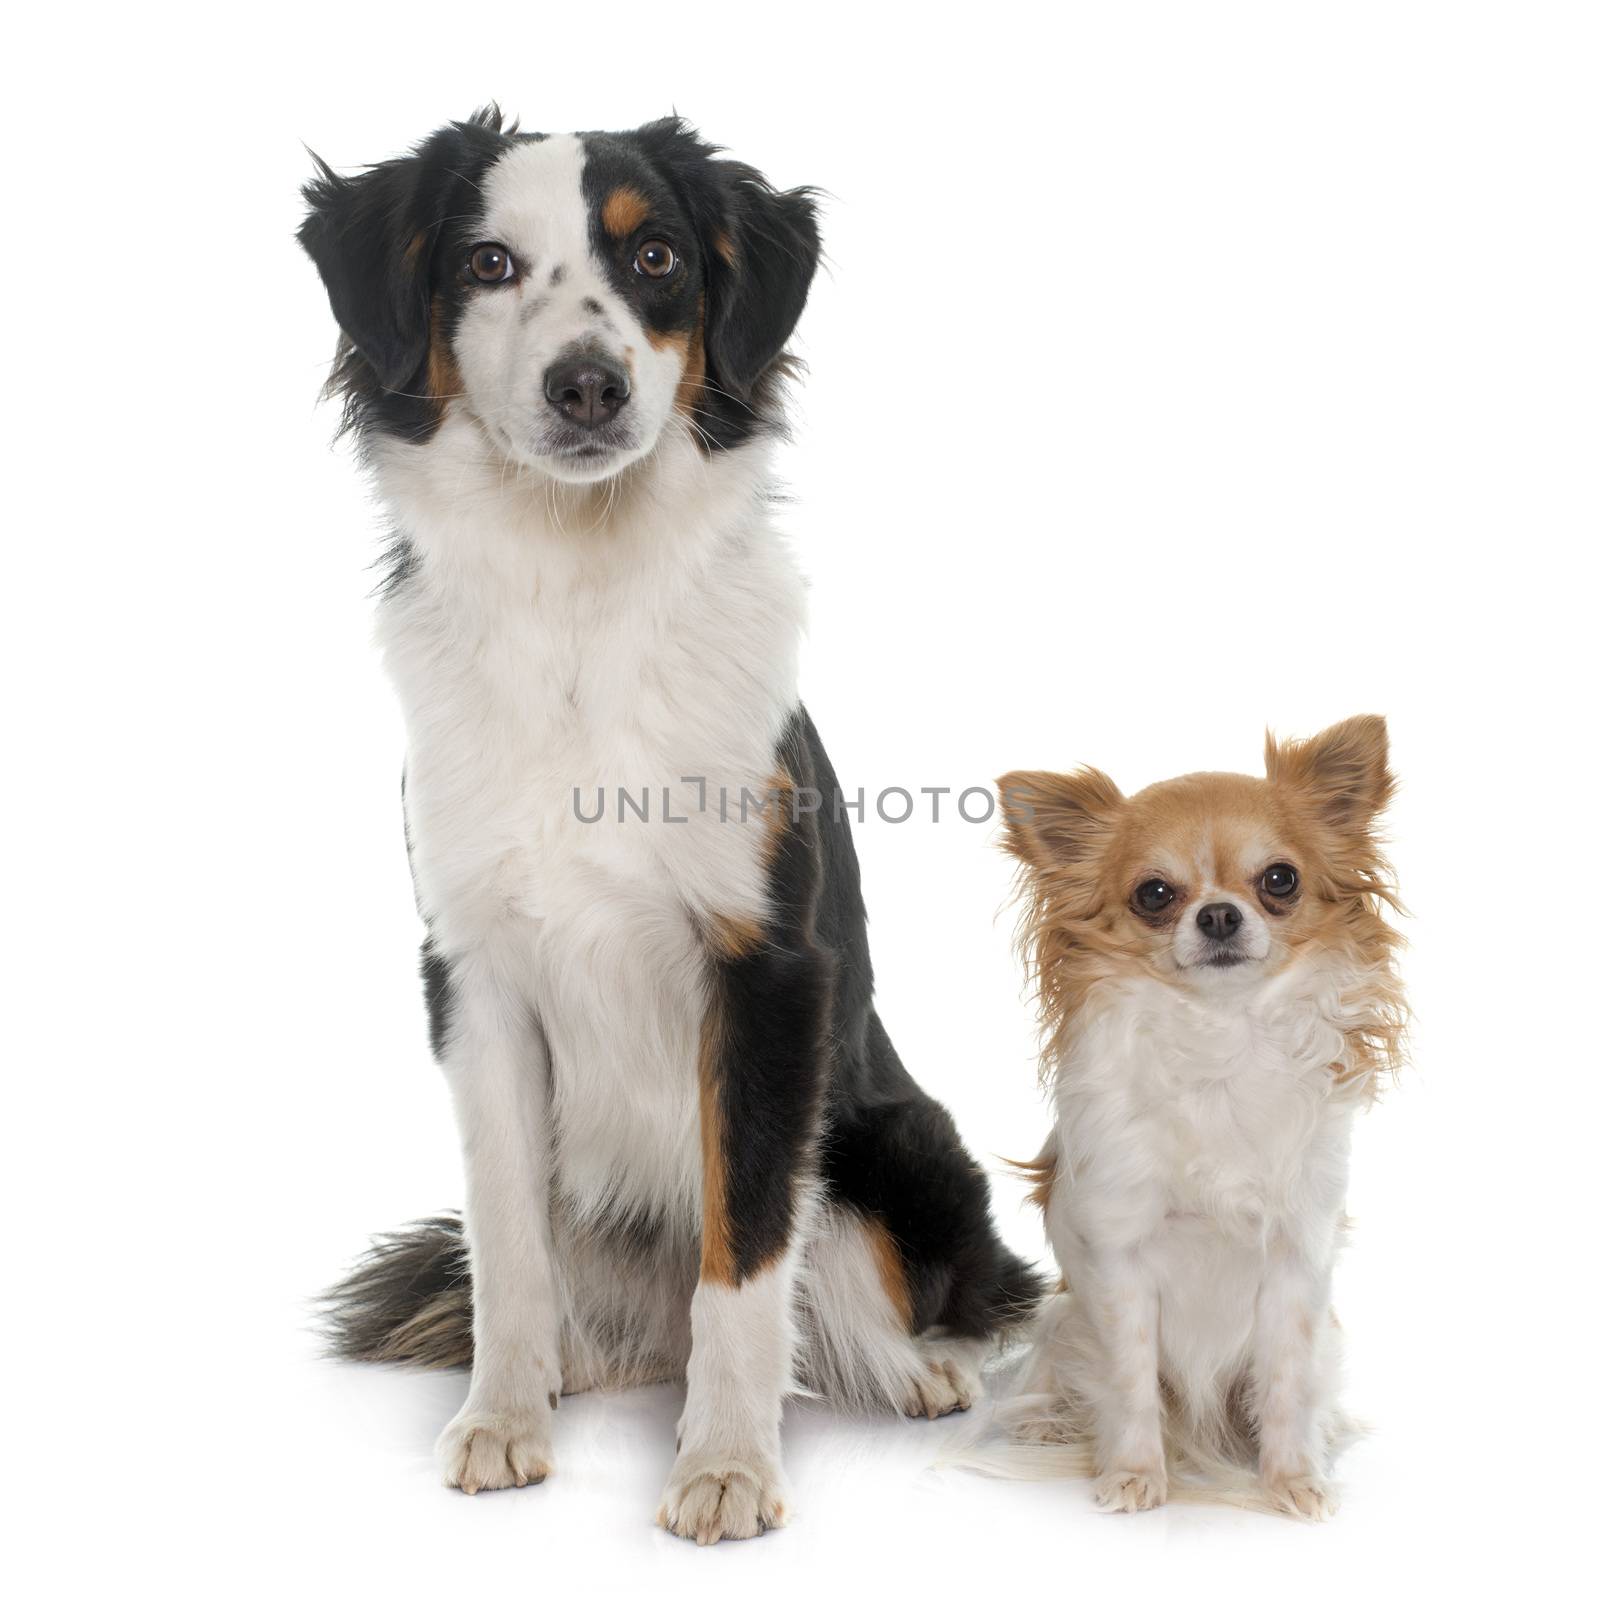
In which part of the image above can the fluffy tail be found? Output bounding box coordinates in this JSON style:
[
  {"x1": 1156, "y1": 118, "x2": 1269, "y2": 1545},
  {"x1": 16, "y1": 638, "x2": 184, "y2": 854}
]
[{"x1": 321, "y1": 1214, "x2": 473, "y2": 1368}]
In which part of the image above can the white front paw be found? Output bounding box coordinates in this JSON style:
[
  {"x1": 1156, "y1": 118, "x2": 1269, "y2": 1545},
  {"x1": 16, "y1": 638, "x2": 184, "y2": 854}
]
[
  {"x1": 657, "y1": 1454, "x2": 790, "y2": 1545},
  {"x1": 1012, "y1": 1399, "x2": 1078, "y2": 1445},
  {"x1": 1264, "y1": 1471, "x2": 1338, "y2": 1521},
  {"x1": 1093, "y1": 1466, "x2": 1169, "y2": 1513},
  {"x1": 438, "y1": 1403, "x2": 556, "y2": 1494},
  {"x1": 901, "y1": 1358, "x2": 975, "y2": 1420}
]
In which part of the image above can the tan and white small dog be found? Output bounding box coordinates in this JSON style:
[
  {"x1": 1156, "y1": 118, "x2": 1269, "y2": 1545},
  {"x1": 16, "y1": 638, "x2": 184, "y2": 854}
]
[{"x1": 996, "y1": 717, "x2": 1405, "y2": 1518}]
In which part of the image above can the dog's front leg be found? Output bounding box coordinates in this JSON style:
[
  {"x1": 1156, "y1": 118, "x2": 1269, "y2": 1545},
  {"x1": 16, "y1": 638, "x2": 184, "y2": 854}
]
[
  {"x1": 1082, "y1": 1247, "x2": 1167, "y2": 1512},
  {"x1": 657, "y1": 927, "x2": 830, "y2": 1544},
  {"x1": 1252, "y1": 1238, "x2": 1338, "y2": 1520},
  {"x1": 434, "y1": 947, "x2": 561, "y2": 1494}
]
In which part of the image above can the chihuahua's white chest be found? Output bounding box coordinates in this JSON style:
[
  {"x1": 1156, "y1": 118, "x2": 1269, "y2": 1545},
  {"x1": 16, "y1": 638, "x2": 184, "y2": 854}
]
[
  {"x1": 1051, "y1": 969, "x2": 1358, "y2": 1240},
  {"x1": 1044, "y1": 966, "x2": 1360, "y2": 1384}
]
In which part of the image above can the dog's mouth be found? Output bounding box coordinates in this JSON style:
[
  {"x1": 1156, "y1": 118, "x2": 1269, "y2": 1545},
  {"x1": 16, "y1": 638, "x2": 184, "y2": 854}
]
[
  {"x1": 1185, "y1": 949, "x2": 1261, "y2": 972},
  {"x1": 553, "y1": 442, "x2": 621, "y2": 469},
  {"x1": 542, "y1": 424, "x2": 639, "y2": 474},
  {"x1": 482, "y1": 413, "x2": 646, "y2": 483}
]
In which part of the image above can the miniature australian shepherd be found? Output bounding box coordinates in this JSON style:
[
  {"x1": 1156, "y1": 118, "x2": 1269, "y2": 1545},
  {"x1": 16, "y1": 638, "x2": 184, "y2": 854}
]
[
  {"x1": 995, "y1": 717, "x2": 1406, "y2": 1517},
  {"x1": 299, "y1": 109, "x2": 1041, "y2": 1544}
]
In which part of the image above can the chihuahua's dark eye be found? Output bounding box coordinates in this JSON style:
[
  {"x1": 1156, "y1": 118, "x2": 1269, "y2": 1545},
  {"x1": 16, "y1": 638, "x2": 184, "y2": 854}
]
[
  {"x1": 1261, "y1": 863, "x2": 1299, "y2": 898},
  {"x1": 468, "y1": 243, "x2": 515, "y2": 284},
  {"x1": 634, "y1": 240, "x2": 676, "y2": 279},
  {"x1": 1134, "y1": 879, "x2": 1176, "y2": 915}
]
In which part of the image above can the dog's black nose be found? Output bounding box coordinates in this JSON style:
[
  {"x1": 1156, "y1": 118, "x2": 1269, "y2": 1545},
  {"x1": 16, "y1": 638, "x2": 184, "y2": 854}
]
[
  {"x1": 1196, "y1": 902, "x2": 1243, "y2": 942},
  {"x1": 544, "y1": 355, "x2": 631, "y2": 427}
]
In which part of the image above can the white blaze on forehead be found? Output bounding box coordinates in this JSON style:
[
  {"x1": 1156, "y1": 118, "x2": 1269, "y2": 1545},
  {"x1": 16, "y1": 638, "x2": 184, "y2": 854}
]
[
  {"x1": 480, "y1": 134, "x2": 596, "y2": 275},
  {"x1": 450, "y1": 132, "x2": 684, "y2": 481}
]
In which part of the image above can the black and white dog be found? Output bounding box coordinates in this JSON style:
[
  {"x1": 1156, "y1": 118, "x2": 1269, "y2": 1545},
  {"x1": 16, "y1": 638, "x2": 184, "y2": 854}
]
[{"x1": 300, "y1": 110, "x2": 1041, "y2": 1544}]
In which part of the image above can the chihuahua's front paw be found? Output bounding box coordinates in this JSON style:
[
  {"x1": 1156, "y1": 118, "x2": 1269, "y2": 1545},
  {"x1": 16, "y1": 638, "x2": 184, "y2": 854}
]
[
  {"x1": 1264, "y1": 1471, "x2": 1338, "y2": 1521},
  {"x1": 657, "y1": 1454, "x2": 789, "y2": 1545},
  {"x1": 1094, "y1": 1467, "x2": 1169, "y2": 1513},
  {"x1": 438, "y1": 1405, "x2": 556, "y2": 1494},
  {"x1": 1013, "y1": 1400, "x2": 1077, "y2": 1445}
]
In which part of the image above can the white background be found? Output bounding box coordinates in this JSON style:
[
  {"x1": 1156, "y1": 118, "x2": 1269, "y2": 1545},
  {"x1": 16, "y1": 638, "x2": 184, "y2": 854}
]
[{"x1": 7, "y1": 3, "x2": 1597, "y2": 1595}]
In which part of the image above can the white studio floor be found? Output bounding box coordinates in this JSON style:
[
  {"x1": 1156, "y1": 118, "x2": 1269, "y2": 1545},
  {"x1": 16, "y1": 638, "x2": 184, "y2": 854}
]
[{"x1": 197, "y1": 1316, "x2": 1499, "y2": 1600}]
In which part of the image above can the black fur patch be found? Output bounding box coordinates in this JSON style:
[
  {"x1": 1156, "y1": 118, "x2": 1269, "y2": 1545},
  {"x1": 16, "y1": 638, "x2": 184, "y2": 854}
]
[
  {"x1": 419, "y1": 938, "x2": 455, "y2": 1060},
  {"x1": 796, "y1": 711, "x2": 1047, "y2": 1334},
  {"x1": 703, "y1": 708, "x2": 1046, "y2": 1328},
  {"x1": 581, "y1": 120, "x2": 821, "y2": 448},
  {"x1": 701, "y1": 717, "x2": 833, "y2": 1280},
  {"x1": 298, "y1": 106, "x2": 518, "y2": 445}
]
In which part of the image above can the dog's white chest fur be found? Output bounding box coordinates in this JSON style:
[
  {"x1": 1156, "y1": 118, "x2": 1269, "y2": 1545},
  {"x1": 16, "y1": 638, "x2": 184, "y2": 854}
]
[
  {"x1": 1046, "y1": 965, "x2": 1359, "y2": 1382},
  {"x1": 373, "y1": 423, "x2": 805, "y2": 1221}
]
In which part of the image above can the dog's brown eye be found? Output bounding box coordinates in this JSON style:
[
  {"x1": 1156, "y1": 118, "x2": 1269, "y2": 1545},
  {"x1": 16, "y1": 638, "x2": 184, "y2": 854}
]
[
  {"x1": 1261, "y1": 863, "x2": 1299, "y2": 898},
  {"x1": 634, "y1": 240, "x2": 676, "y2": 279},
  {"x1": 468, "y1": 243, "x2": 515, "y2": 284},
  {"x1": 1135, "y1": 879, "x2": 1176, "y2": 915}
]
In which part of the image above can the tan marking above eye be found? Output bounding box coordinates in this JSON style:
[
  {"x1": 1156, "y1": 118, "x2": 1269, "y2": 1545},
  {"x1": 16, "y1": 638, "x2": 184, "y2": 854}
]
[{"x1": 601, "y1": 185, "x2": 650, "y2": 239}]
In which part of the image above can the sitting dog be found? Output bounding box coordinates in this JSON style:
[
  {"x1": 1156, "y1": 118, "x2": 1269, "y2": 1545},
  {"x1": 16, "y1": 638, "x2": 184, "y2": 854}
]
[
  {"x1": 299, "y1": 109, "x2": 1041, "y2": 1544},
  {"x1": 996, "y1": 718, "x2": 1405, "y2": 1517}
]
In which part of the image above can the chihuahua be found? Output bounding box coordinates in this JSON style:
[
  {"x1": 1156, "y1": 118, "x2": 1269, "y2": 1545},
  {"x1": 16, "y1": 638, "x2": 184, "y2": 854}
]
[{"x1": 996, "y1": 717, "x2": 1405, "y2": 1518}]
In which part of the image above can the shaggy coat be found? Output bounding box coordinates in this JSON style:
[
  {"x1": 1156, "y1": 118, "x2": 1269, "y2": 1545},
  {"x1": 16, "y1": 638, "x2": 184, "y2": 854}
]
[
  {"x1": 300, "y1": 110, "x2": 1040, "y2": 1544},
  {"x1": 996, "y1": 717, "x2": 1405, "y2": 1517}
]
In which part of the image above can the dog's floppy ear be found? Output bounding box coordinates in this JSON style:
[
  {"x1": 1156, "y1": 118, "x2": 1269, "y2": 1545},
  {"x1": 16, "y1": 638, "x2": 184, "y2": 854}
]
[
  {"x1": 298, "y1": 113, "x2": 505, "y2": 391},
  {"x1": 1265, "y1": 715, "x2": 1395, "y2": 831},
  {"x1": 998, "y1": 769, "x2": 1125, "y2": 871},
  {"x1": 701, "y1": 166, "x2": 821, "y2": 400},
  {"x1": 298, "y1": 155, "x2": 438, "y2": 392},
  {"x1": 636, "y1": 119, "x2": 821, "y2": 402}
]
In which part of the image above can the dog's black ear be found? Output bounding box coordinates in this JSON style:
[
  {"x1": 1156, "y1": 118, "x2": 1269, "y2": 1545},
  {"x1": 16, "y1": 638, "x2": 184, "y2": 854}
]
[
  {"x1": 637, "y1": 120, "x2": 822, "y2": 402},
  {"x1": 298, "y1": 155, "x2": 437, "y2": 392},
  {"x1": 701, "y1": 167, "x2": 821, "y2": 400},
  {"x1": 298, "y1": 114, "x2": 506, "y2": 391}
]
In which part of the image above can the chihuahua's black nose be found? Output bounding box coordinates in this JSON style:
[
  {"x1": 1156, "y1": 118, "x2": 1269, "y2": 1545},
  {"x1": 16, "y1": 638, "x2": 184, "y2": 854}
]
[
  {"x1": 1196, "y1": 902, "x2": 1243, "y2": 942},
  {"x1": 544, "y1": 353, "x2": 630, "y2": 428}
]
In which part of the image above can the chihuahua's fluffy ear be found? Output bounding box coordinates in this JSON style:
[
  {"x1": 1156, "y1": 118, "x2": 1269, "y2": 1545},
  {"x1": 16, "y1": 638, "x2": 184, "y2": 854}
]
[
  {"x1": 1265, "y1": 715, "x2": 1395, "y2": 830},
  {"x1": 998, "y1": 768, "x2": 1125, "y2": 869}
]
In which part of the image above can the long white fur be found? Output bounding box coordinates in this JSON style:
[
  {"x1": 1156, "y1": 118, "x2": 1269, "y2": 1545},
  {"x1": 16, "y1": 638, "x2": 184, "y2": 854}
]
[
  {"x1": 1005, "y1": 951, "x2": 1373, "y2": 1518},
  {"x1": 434, "y1": 947, "x2": 561, "y2": 1490},
  {"x1": 367, "y1": 134, "x2": 963, "y2": 1536}
]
